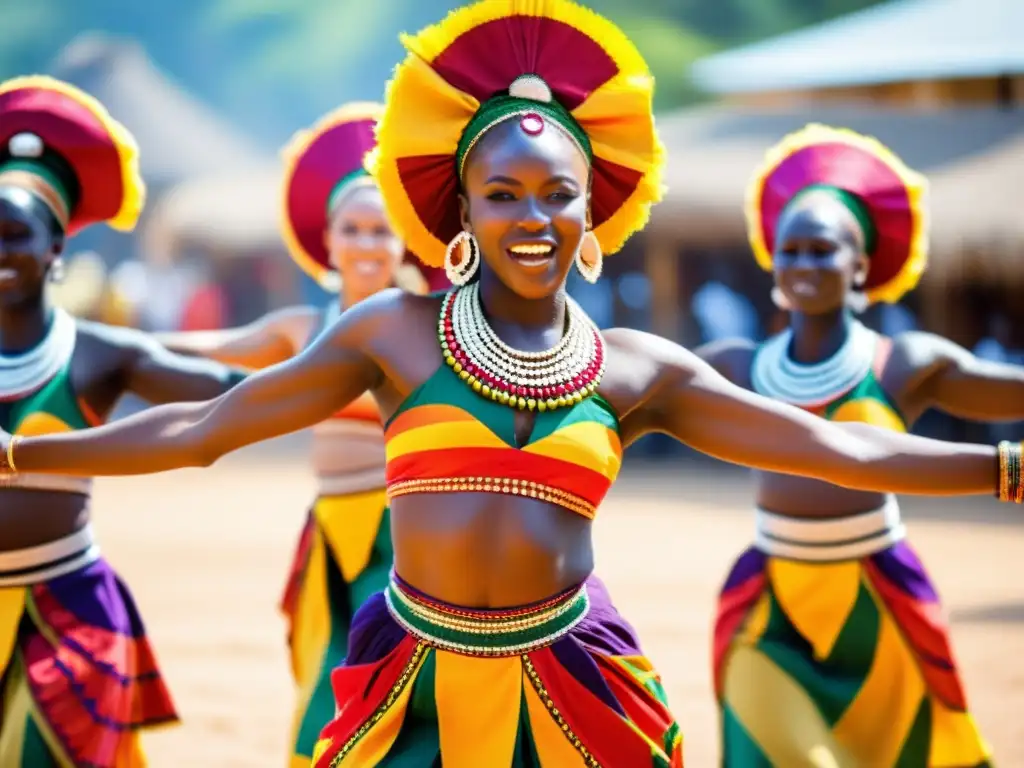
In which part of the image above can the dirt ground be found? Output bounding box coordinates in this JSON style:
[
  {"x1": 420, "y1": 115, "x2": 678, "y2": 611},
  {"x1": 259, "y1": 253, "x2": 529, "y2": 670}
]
[{"x1": 89, "y1": 438, "x2": 1024, "y2": 766}]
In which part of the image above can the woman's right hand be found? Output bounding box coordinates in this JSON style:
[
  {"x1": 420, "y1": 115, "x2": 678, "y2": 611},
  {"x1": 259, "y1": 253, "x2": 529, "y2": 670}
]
[{"x1": 8, "y1": 293, "x2": 394, "y2": 478}]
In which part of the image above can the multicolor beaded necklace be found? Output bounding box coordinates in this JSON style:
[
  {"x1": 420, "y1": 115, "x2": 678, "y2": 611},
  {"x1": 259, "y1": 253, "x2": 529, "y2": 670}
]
[{"x1": 438, "y1": 284, "x2": 605, "y2": 412}]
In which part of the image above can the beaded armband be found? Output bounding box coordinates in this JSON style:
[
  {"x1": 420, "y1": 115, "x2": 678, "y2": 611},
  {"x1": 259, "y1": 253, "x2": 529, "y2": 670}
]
[{"x1": 997, "y1": 440, "x2": 1023, "y2": 503}]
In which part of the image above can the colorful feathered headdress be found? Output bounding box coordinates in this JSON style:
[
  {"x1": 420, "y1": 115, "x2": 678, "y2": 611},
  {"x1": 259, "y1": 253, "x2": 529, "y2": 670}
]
[
  {"x1": 746, "y1": 123, "x2": 929, "y2": 305},
  {"x1": 280, "y1": 103, "x2": 382, "y2": 288},
  {"x1": 0, "y1": 75, "x2": 144, "y2": 235},
  {"x1": 367, "y1": 0, "x2": 665, "y2": 268}
]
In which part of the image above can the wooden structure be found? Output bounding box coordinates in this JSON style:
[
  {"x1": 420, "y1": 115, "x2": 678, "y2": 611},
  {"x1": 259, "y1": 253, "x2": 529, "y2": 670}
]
[
  {"x1": 642, "y1": 0, "x2": 1024, "y2": 346},
  {"x1": 690, "y1": 0, "x2": 1024, "y2": 110}
]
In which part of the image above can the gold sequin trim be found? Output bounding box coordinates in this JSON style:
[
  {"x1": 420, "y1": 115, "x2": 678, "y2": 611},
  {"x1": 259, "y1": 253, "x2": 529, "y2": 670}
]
[
  {"x1": 523, "y1": 655, "x2": 601, "y2": 767},
  {"x1": 328, "y1": 643, "x2": 426, "y2": 767},
  {"x1": 387, "y1": 476, "x2": 596, "y2": 519}
]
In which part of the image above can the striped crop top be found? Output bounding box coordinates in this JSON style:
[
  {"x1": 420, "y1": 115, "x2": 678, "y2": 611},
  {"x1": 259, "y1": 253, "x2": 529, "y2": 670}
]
[
  {"x1": 384, "y1": 363, "x2": 622, "y2": 519},
  {"x1": 1, "y1": 315, "x2": 99, "y2": 495}
]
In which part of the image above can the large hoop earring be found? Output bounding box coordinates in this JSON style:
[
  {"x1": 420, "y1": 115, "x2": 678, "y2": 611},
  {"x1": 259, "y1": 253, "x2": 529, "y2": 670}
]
[
  {"x1": 48, "y1": 258, "x2": 65, "y2": 284},
  {"x1": 575, "y1": 231, "x2": 603, "y2": 284},
  {"x1": 770, "y1": 286, "x2": 791, "y2": 310},
  {"x1": 444, "y1": 231, "x2": 479, "y2": 287}
]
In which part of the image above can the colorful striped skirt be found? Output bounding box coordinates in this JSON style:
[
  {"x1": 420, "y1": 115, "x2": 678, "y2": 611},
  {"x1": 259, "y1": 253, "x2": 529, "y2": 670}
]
[
  {"x1": 0, "y1": 525, "x2": 176, "y2": 767},
  {"x1": 279, "y1": 489, "x2": 392, "y2": 767},
  {"x1": 311, "y1": 572, "x2": 683, "y2": 767},
  {"x1": 714, "y1": 502, "x2": 992, "y2": 767}
]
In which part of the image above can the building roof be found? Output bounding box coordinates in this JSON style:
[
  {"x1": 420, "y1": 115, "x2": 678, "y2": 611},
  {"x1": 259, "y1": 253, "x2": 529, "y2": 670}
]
[
  {"x1": 652, "y1": 103, "x2": 1024, "y2": 260},
  {"x1": 146, "y1": 166, "x2": 284, "y2": 253},
  {"x1": 690, "y1": 0, "x2": 1024, "y2": 95},
  {"x1": 928, "y1": 132, "x2": 1024, "y2": 247}
]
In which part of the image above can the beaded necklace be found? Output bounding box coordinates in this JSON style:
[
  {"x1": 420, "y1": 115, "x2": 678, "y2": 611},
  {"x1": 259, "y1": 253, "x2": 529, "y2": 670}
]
[
  {"x1": 438, "y1": 284, "x2": 605, "y2": 412},
  {"x1": 0, "y1": 307, "x2": 76, "y2": 401},
  {"x1": 751, "y1": 318, "x2": 876, "y2": 408}
]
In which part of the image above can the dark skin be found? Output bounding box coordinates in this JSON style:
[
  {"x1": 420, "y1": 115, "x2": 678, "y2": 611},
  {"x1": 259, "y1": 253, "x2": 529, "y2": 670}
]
[
  {"x1": 0, "y1": 124, "x2": 1002, "y2": 608},
  {"x1": 0, "y1": 187, "x2": 242, "y2": 550},
  {"x1": 697, "y1": 192, "x2": 1024, "y2": 517}
]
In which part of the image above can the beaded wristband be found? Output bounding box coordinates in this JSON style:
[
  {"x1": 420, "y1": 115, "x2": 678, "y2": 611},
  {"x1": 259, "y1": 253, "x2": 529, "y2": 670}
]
[{"x1": 996, "y1": 440, "x2": 1023, "y2": 502}]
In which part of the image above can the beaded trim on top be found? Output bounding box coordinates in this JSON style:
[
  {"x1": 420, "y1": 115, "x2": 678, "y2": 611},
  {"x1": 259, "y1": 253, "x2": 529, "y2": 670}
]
[
  {"x1": 751, "y1": 319, "x2": 877, "y2": 408},
  {"x1": 438, "y1": 284, "x2": 606, "y2": 412},
  {"x1": 387, "y1": 475, "x2": 599, "y2": 519},
  {"x1": 0, "y1": 308, "x2": 76, "y2": 401}
]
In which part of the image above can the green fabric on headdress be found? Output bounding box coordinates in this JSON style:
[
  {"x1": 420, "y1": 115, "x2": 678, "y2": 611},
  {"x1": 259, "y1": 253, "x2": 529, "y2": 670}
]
[
  {"x1": 785, "y1": 184, "x2": 878, "y2": 254},
  {"x1": 0, "y1": 157, "x2": 76, "y2": 214},
  {"x1": 327, "y1": 168, "x2": 371, "y2": 215},
  {"x1": 456, "y1": 93, "x2": 593, "y2": 178}
]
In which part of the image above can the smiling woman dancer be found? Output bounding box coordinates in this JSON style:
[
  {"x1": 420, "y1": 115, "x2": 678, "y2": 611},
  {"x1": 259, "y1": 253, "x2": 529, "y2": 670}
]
[
  {"x1": 155, "y1": 103, "x2": 440, "y2": 766},
  {"x1": 0, "y1": 4, "x2": 1021, "y2": 767},
  {"x1": 0, "y1": 76, "x2": 244, "y2": 767},
  {"x1": 702, "y1": 125, "x2": 1000, "y2": 768}
]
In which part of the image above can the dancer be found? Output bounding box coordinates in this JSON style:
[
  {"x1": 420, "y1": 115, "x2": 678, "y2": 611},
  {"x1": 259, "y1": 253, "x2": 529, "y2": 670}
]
[
  {"x1": 702, "y1": 124, "x2": 1001, "y2": 767},
  {"x1": 0, "y1": 76, "x2": 245, "y2": 766},
  {"x1": 155, "y1": 103, "x2": 442, "y2": 766},
  {"x1": 0, "y1": 5, "x2": 1018, "y2": 766}
]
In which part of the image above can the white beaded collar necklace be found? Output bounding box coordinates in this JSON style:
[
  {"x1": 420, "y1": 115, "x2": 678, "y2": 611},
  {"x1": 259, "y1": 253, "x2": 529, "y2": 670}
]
[
  {"x1": 751, "y1": 318, "x2": 877, "y2": 408},
  {"x1": 0, "y1": 307, "x2": 77, "y2": 401}
]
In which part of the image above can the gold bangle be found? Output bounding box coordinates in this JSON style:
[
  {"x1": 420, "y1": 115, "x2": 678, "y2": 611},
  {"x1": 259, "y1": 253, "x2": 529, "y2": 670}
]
[
  {"x1": 5, "y1": 435, "x2": 19, "y2": 474},
  {"x1": 998, "y1": 441, "x2": 1009, "y2": 502}
]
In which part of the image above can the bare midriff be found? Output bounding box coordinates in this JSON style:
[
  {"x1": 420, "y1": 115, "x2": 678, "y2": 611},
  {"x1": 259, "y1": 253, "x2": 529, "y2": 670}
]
[
  {"x1": 0, "y1": 489, "x2": 89, "y2": 550},
  {"x1": 310, "y1": 422, "x2": 386, "y2": 480},
  {"x1": 390, "y1": 492, "x2": 594, "y2": 608},
  {"x1": 756, "y1": 470, "x2": 889, "y2": 518}
]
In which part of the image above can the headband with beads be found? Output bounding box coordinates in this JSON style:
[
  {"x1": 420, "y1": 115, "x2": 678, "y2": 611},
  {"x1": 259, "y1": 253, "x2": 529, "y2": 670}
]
[{"x1": 455, "y1": 74, "x2": 593, "y2": 181}]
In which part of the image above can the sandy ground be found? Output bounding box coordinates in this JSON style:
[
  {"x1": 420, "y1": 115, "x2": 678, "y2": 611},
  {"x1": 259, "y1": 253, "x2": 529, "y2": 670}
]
[{"x1": 88, "y1": 438, "x2": 1024, "y2": 766}]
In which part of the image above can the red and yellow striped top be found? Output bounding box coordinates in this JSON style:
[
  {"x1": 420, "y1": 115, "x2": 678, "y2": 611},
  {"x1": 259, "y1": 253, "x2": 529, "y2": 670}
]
[{"x1": 384, "y1": 364, "x2": 622, "y2": 520}]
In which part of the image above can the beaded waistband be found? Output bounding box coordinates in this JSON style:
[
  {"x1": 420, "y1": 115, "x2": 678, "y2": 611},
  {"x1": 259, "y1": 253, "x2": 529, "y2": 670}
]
[
  {"x1": 386, "y1": 476, "x2": 597, "y2": 519},
  {"x1": 384, "y1": 573, "x2": 590, "y2": 657},
  {"x1": 755, "y1": 496, "x2": 904, "y2": 562},
  {"x1": 0, "y1": 524, "x2": 100, "y2": 587}
]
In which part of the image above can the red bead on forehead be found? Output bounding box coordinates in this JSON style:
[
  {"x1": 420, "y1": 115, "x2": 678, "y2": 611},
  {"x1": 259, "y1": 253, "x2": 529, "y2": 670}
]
[{"x1": 520, "y1": 112, "x2": 544, "y2": 136}]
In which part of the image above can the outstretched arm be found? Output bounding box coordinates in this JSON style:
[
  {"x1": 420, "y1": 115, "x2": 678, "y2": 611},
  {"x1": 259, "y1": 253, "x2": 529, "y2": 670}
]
[
  {"x1": 6, "y1": 298, "x2": 388, "y2": 477},
  {"x1": 898, "y1": 331, "x2": 1024, "y2": 422},
  {"x1": 83, "y1": 322, "x2": 247, "y2": 404},
  {"x1": 630, "y1": 332, "x2": 998, "y2": 497},
  {"x1": 154, "y1": 306, "x2": 313, "y2": 370}
]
